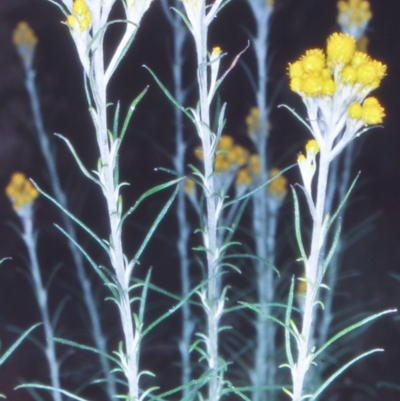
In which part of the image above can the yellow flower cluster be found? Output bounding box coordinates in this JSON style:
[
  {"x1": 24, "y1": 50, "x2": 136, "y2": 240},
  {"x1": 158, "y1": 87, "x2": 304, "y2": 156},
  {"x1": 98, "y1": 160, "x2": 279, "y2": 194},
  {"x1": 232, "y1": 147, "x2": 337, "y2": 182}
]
[
  {"x1": 6, "y1": 173, "x2": 39, "y2": 211},
  {"x1": 235, "y1": 155, "x2": 287, "y2": 201},
  {"x1": 289, "y1": 48, "x2": 337, "y2": 97},
  {"x1": 195, "y1": 135, "x2": 248, "y2": 173},
  {"x1": 235, "y1": 154, "x2": 261, "y2": 187},
  {"x1": 66, "y1": 0, "x2": 92, "y2": 32},
  {"x1": 289, "y1": 33, "x2": 385, "y2": 96},
  {"x1": 348, "y1": 96, "x2": 385, "y2": 125},
  {"x1": 288, "y1": 33, "x2": 386, "y2": 125},
  {"x1": 246, "y1": 107, "x2": 260, "y2": 135},
  {"x1": 337, "y1": 0, "x2": 371, "y2": 29},
  {"x1": 12, "y1": 22, "x2": 38, "y2": 66},
  {"x1": 268, "y1": 168, "x2": 288, "y2": 201}
]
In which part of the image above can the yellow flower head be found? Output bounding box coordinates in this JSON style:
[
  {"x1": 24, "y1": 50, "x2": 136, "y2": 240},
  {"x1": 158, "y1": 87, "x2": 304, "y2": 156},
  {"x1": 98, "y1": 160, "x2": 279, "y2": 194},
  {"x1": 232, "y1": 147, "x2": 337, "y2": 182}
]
[
  {"x1": 228, "y1": 145, "x2": 248, "y2": 167},
  {"x1": 268, "y1": 168, "x2": 287, "y2": 201},
  {"x1": 67, "y1": 0, "x2": 92, "y2": 32},
  {"x1": 212, "y1": 46, "x2": 222, "y2": 57},
  {"x1": 12, "y1": 22, "x2": 37, "y2": 49},
  {"x1": 246, "y1": 107, "x2": 260, "y2": 135},
  {"x1": 12, "y1": 22, "x2": 38, "y2": 65},
  {"x1": 184, "y1": 178, "x2": 195, "y2": 195},
  {"x1": 348, "y1": 102, "x2": 363, "y2": 119},
  {"x1": 301, "y1": 49, "x2": 325, "y2": 73},
  {"x1": 6, "y1": 173, "x2": 39, "y2": 211},
  {"x1": 218, "y1": 135, "x2": 234, "y2": 150},
  {"x1": 249, "y1": 154, "x2": 260, "y2": 175},
  {"x1": 327, "y1": 32, "x2": 356, "y2": 65},
  {"x1": 305, "y1": 139, "x2": 319, "y2": 157},
  {"x1": 236, "y1": 167, "x2": 252, "y2": 187},
  {"x1": 296, "y1": 275, "x2": 307, "y2": 298},
  {"x1": 297, "y1": 140, "x2": 319, "y2": 196},
  {"x1": 347, "y1": 97, "x2": 385, "y2": 125},
  {"x1": 362, "y1": 96, "x2": 385, "y2": 125}
]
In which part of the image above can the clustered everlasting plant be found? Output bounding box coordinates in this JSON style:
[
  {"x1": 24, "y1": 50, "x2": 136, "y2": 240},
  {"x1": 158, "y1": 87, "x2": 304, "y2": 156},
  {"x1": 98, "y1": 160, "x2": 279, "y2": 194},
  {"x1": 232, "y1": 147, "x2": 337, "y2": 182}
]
[{"x1": 2, "y1": 0, "x2": 396, "y2": 400}]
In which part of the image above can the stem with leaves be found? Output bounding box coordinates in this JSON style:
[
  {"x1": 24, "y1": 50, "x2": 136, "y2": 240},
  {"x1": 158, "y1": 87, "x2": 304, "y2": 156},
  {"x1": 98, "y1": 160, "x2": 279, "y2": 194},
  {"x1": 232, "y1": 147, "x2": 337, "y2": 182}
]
[
  {"x1": 161, "y1": 0, "x2": 195, "y2": 397},
  {"x1": 179, "y1": 2, "x2": 229, "y2": 400},
  {"x1": 19, "y1": 33, "x2": 116, "y2": 400},
  {"x1": 244, "y1": 2, "x2": 275, "y2": 400}
]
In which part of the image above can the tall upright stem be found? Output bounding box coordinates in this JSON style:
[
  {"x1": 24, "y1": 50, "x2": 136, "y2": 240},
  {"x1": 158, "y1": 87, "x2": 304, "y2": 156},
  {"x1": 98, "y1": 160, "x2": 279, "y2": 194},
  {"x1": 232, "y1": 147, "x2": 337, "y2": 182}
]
[
  {"x1": 23, "y1": 54, "x2": 116, "y2": 400},
  {"x1": 162, "y1": 0, "x2": 194, "y2": 394},
  {"x1": 91, "y1": 30, "x2": 139, "y2": 401},
  {"x1": 292, "y1": 149, "x2": 330, "y2": 401},
  {"x1": 191, "y1": 5, "x2": 222, "y2": 400},
  {"x1": 246, "y1": 3, "x2": 275, "y2": 400},
  {"x1": 22, "y1": 215, "x2": 62, "y2": 401}
]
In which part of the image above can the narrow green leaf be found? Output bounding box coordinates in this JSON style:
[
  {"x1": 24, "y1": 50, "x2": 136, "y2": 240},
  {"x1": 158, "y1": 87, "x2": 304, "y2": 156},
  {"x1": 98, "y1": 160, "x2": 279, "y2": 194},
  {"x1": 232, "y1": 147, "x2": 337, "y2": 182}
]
[
  {"x1": 143, "y1": 65, "x2": 194, "y2": 122},
  {"x1": 54, "y1": 224, "x2": 115, "y2": 297},
  {"x1": 45, "y1": 0, "x2": 68, "y2": 16},
  {"x1": 120, "y1": 87, "x2": 149, "y2": 142},
  {"x1": 31, "y1": 183, "x2": 109, "y2": 253},
  {"x1": 138, "y1": 269, "x2": 152, "y2": 327},
  {"x1": 18, "y1": 384, "x2": 88, "y2": 401},
  {"x1": 311, "y1": 349, "x2": 384, "y2": 400},
  {"x1": 322, "y1": 221, "x2": 342, "y2": 275},
  {"x1": 0, "y1": 323, "x2": 41, "y2": 365},
  {"x1": 327, "y1": 173, "x2": 360, "y2": 229},
  {"x1": 52, "y1": 337, "x2": 121, "y2": 365},
  {"x1": 292, "y1": 187, "x2": 308, "y2": 265},
  {"x1": 278, "y1": 104, "x2": 314, "y2": 135},
  {"x1": 313, "y1": 309, "x2": 396, "y2": 361},
  {"x1": 132, "y1": 182, "x2": 181, "y2": 264},
  {"x1": 120, "y1": 177, "x2": 183, "y2": 229},
  {"x1": 54, "y1": 134, "x2": 101, "y2": 186},
  {"x1": 105, "y1": 20, "x2": 138, "y2": 82},
  {"x1": 223, "y1": 164, "x2": 295, "y2": 208},
  {"x1": 285, "y1": 278, "x2": 295, "y2": 367}
]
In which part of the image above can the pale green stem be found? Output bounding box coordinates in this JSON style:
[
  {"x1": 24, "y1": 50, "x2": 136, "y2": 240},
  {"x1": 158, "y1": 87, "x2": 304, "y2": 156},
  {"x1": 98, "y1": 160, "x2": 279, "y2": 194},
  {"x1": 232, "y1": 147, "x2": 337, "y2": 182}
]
[
  {"x1": 192, "y1": 8, "x2": 222, "y2": 401},
  {"x1": 246, "y1": 4, "x2": 275, "y2": 401},
  {"x1": 163, "y1": 0, "x2": 195, "y2": 394},
  {"x1": 318, "y1": 141, "x2": 354, "y2": 348},
  {"x1": 91, "y1": 36, "x2": 139, "y2": 401},
  {"x1": 23, "y1": 56, "x2": 116, "y2": 400},
  {"x1": 21, "y1": 213, "x2": 62, "y2": 401},
  {"x1": 292, "y1": 148, "x2": 330, "y2": 401}
]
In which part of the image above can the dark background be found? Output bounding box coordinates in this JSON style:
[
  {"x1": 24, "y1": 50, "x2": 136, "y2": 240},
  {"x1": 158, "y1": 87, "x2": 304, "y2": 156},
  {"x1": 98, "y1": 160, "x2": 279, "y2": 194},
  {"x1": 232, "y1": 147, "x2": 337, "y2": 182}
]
[{"x1": 0, "y1": 0, "x2": 399, "y2": 400}]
